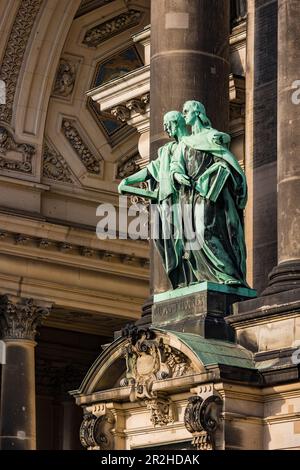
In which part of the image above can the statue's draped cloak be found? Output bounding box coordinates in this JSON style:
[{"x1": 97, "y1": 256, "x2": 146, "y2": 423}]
[
  {"x1": 170, "y1": 129, "x2": 248, "y2": 286},
  {"x1": 147, "y1": 142, "x2": 187, "y2": 288}
]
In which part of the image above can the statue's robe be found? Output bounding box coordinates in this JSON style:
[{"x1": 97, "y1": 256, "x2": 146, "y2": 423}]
[
  {"x1": 147, "y1": 142, "x2": 187, "y2": 288},
  {"x1": 170, "y1": 128, "x2": 248, "y2": 286}
]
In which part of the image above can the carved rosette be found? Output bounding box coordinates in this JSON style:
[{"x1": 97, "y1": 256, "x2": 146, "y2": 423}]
[
  {"x1": 80, "y1": 412, "x2": 115, "y2": 450},
  {"x1": 0, "y1": 296, "x2": 51, "y2": 341},
  {"x1": 0, "y1": 125, "x2": 35, "y2": 173},
  {"x1": 184, "y1": 394, "x2": 223, "y2": 451},
  {"x1": 120, "y1": 326, "x2": 195, "y2": 402},
  {"x1": 82, "y1": 10, "x2": 143, "y2": 47}
]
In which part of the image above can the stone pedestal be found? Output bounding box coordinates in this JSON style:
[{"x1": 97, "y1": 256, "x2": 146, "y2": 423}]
[
  {"x1": 152, "y1": 282, "x2": 256, "y2": 340},
  {"x1": 0, "y1": 295, "x2": 51, "y2": 450}
]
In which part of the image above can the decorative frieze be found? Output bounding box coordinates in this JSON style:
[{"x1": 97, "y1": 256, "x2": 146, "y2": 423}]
[
  {"x1": 0, "y1": 125, "x2": 35, "y2": 173},
  {"x1": 0, "y1": 296, "x2": 51, "y2": 341},
  {"x1": 61, "y1": 119, "x2": 102, "y2": 174},
  {"x1": 120, "y1": 326, "x2": 195, "y2": 401},
  {"x1": 42, "y1": 141, "x2": 74, "y2": 183},
  {"x1": 0, "y1": 0, "x2": 43, "y2": 123},
  {"x1": 0, "y1": 228, "x2": 149, "y2": 268},
  {"x1": 184, "y1": 394, "x2": 223, "y2": 451},
  {"x1": 82, "y1": 10, "x2": 143, "y2": 47},
  {"x1": 52, "y1": 59, "x2": 77, "y2": 98}
]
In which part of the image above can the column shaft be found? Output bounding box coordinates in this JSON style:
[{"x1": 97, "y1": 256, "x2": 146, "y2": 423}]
[
  {"x1": 0, "y1": 341, "x2": 36, "y2": 449},
  {"x1": 267, "y1": 0, "x2": 300, "y2": 292},
  {"x1": 150, "y1": 0, "x2": 230, "y2": 292}
]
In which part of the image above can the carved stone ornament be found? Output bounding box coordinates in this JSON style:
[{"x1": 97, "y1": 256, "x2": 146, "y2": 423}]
[
  {"x1": 0, "y1": 125, "x2": 35, "y2": 173},
  {"x1": 120, "y1": 326, "x2": 195, "y2": 401},
  {"x1": 145, "y1": 396, "x2": 174, "y2": 427},
  {"x1": 110, "y1": 105, "x2": 130, "y2": 123},
  {"x1": 0, "y1": 296, "x2": 50, "y2": 341},
  {"x1": 184, "y1": 395, "x2": 223, "y2": 451},
  {"x1": 117, "y1": 152, "x2": 141, "y2": 179},
  {"x1": 82, "y1": 10, "x2": 143, "y2": 47},
  {"x1": 53, "y1": 59, "x2": 77, "y2": 98},
  {"x1": 42, "y1": 141, "x2": 73, "y2": 183},
  {"x1": 0, "y1": 0, "x2": 43, "y2": 123},
  {"x1": 61, "y1": 119, "x2": 102, "y2": 174},
  {"x1": 79, "y1": 411, "x2": 115, "y2": 450}
]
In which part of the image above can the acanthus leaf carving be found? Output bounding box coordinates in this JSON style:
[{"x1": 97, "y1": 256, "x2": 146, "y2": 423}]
[
  {"x1": 82, "y1": 10, "x2": 143, "y2": 47},
  {"x1": 0, "y1": 296, "x2": 51, "y2": 341},
  {"x1": 0, "y1": 125, "x2": 35, "y2": 173}
]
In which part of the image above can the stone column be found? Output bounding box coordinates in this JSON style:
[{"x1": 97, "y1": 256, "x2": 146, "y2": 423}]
[
  {"x1": 0, "y1": 296, "x2": 51, "y2": 450},
  {"x1": 266, "y1": 0, "x2": 300, "y2": 293},
  {"x1": 150, "y1": 0, "x2": 230, "y2": 292}
]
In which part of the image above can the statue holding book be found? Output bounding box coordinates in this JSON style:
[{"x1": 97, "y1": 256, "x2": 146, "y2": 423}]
[{"x1": 118, "y1": 100, "x2": 248, "y2": 289}]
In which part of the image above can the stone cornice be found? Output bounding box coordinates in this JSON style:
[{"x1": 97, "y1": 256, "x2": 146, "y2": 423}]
[{"x1": 0, "y1": 211, "x2": 149, "y2": 259}]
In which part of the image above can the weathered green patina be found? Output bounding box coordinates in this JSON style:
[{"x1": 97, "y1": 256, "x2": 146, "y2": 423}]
[
  {"x1": 118, "y1": 101, "x2": 250, "y2": 290},
  {"x1": 161, "y1": 329, "x2": 256, "y2": 370},
  {"x1": 119, "y1": 111, "x2": 189, "y2": 288}
]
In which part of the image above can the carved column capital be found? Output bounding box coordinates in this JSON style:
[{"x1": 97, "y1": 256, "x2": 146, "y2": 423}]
[{"x1": 0, "y1": 295, "x2": 51, "y2": 341}]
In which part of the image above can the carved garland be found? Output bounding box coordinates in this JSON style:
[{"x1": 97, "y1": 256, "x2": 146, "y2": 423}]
[
  {"x1": 61, "y1": 119, "x2": 102, "y2": 174},
  {"x1": 0, "y1": 0, "x2": 43, "y2": 123},
  {"x1": 82, "y1": 10, "x2": 143, "y2": 47},
  {"x1": 42, "y1": 141, "x2": 74, "y2": 183}
]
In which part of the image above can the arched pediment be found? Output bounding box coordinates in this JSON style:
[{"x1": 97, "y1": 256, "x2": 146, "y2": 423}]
[{"x1": 74, "y1": 326, "x2": 255, "y2": 400}]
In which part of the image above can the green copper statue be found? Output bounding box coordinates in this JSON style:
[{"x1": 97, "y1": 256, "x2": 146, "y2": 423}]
[
  {"x1": 119, "y1": 111, "x2": 190, "y2": 288},
  {"x1": 118, "y1": 102, "x2": 249, "y2": 289}
]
